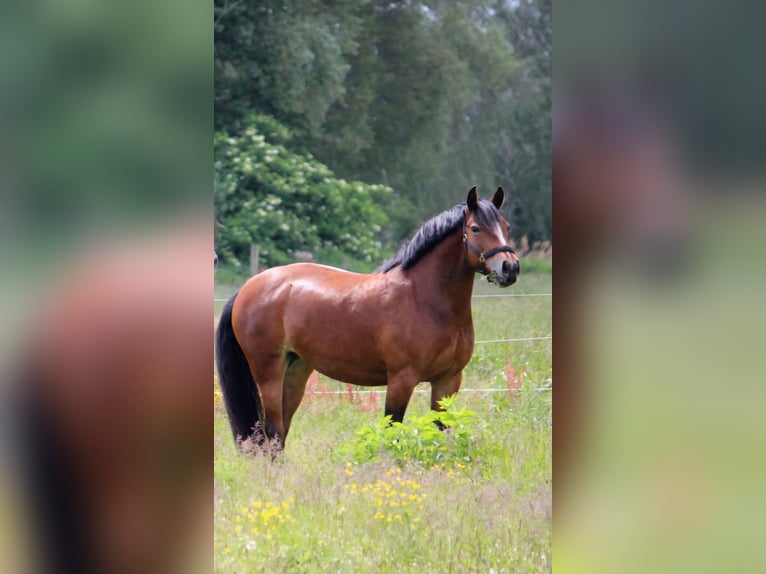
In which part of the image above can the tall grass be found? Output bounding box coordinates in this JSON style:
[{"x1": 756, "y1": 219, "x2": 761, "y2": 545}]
[{"x1": 214, "y1": 274, "x2": 551, "y2": 573}]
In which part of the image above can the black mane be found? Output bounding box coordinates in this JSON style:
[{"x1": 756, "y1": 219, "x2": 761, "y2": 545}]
[{"x1": 377, "y1": 199, "x2": 503, "y2": 273}]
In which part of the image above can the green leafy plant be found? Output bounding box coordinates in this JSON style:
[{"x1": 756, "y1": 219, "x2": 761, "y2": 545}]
[{"x1": 341, "y1": 396, "x2": 483, "y2": 468}]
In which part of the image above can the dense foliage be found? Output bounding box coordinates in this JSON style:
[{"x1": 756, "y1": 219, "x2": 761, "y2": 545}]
[
  {"x1": 215, "y1": 114, "x2": 391, "y2": 268},
  {"x1": 340, "y1": 396, "x2": 493, "y2": 469},
  {"x1": 215, "y1": 0, "x2": 550, "y2": 268}
]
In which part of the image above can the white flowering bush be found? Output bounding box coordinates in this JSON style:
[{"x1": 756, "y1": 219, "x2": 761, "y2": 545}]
[{"x1": 215, "y1": 114, "x2": 391, "y2": 269}]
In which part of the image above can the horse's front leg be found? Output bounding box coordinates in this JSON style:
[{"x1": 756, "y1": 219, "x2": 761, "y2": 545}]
[
  {"x1": 430, "y1": 372, "x2": 463, "y2": 430},
  {"x1": 384, "y1": 369, "x2": 419, "y2": 424}
]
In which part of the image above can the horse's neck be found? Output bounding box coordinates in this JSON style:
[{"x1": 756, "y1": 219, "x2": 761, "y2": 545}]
[{"x1": 408, "y1": 232, "x2": 475, "y2": 319}]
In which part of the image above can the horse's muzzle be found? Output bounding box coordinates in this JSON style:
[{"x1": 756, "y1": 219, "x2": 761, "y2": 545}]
[{"x1": 496, "y1": 259, "x2": 520, "y2": 287}]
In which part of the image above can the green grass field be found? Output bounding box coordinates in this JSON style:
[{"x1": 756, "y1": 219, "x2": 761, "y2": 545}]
[{"x1": 214, "y1": 273, "x2": 551, "y2": 573}]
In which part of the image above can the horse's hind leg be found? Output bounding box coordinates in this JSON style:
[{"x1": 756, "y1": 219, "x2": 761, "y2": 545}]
[
  {"x1": 248, "y1": 356, "x2": 288, "y2": 450},
  {"x1": 281, "y1": 353, "x2": 312, "y2": 438}
]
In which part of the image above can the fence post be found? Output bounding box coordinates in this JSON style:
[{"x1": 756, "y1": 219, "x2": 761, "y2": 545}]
[{"x1": 250, "y1": 244, "x2": 260, "y2": 276}]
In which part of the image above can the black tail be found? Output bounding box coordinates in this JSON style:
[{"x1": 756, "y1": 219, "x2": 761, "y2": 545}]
[{"x1": 216, "y1": 292, "x2": 263, "y2": 445}]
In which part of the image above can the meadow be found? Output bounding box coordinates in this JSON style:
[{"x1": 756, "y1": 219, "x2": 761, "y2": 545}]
[{"x1": 214, "y1": 272, "x2": 551, "y2": 573}]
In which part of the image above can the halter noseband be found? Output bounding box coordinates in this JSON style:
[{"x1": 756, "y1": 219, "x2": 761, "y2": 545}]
[{"x1": 462, "y1": 220, "x2": 516, "y2": 275}]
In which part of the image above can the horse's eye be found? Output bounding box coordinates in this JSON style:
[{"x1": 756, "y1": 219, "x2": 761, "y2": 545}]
[{"x1": 471, "y1": 226, "x2": 480, "y2": 233}]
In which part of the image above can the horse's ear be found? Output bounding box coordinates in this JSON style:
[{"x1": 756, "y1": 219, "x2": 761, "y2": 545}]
[
  {"x1": 492, "y1": 186, "x2": 505, "y2": 210},
  {"x1": 466, "y1": 186, "x2": 478, "y2": 212}
]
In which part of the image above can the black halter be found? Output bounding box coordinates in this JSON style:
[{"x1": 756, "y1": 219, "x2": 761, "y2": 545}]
[{"x1": 463, "y1": 222, "x2": 516, "y2": 275}]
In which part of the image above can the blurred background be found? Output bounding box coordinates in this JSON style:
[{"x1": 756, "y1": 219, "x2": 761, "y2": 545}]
[
  {"x1": 554, "y1": 1, "x2": 766, "y2": 572},
  {"x1": 0, "y1": 1, "x2": 212, "y2": 572}
]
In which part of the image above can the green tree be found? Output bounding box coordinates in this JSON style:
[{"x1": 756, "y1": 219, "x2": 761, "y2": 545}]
[
  {"x1": 495, "y1": 0, "x2": 552, "y2": 241},
  {"x1": 214, "y1": 0, "x2": 363, "y2": 138}
]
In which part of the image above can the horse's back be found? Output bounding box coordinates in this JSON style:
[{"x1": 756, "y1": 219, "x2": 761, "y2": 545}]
[{"x1": 233, "y1": 262, "x2": 369, "y2": 321}]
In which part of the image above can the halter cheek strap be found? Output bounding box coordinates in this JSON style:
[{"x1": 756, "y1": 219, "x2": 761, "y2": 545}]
[{"x1": 463, "y1": 232, "x2": 516, "y2": 274}]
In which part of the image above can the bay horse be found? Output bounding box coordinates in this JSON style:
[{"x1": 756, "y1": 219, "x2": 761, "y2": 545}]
[{"x1": 216, "y1": 186, "x2": 520, "y2": 450}]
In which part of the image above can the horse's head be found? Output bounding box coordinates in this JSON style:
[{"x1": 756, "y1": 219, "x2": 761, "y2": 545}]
[{"x1": 463, "y1": 186, "x2": 520, "y2": 287}]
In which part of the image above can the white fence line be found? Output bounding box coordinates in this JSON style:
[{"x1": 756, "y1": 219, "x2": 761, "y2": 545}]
[
  {"x1": 302, "y1": 387, "x2": 551, "y2": 395},
  {"x1": 471, "y1": 293, "x2": 551, "y2": 298},
  {"x1": 214, "y1": 293, "x2": 551, "y2": 303},
  {"x1": 475, "y1": 336, "x2": 550, "y2": 344}
]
